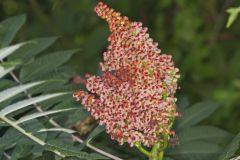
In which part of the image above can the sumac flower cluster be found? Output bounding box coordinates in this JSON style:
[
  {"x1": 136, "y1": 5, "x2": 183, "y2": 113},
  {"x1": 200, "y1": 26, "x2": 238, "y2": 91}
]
[{"x1": 74, "y1": 1, "x2": 180, "y2": 147}]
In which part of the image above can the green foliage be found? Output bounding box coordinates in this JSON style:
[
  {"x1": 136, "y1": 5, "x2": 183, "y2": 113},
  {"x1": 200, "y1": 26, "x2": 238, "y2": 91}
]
[
  {"x1": 166, "y1": 100, "x2": 239, "y2": 160},
  {"x1": 166, "y1": 141, "x2": 221, "y2": 160},
  {"x1": 0, "y1": 14, "x2": 26, "y2": 47},
  {"x1": 45, "y1": 141, "x2": 108, "y2": 160},
  {"x1": 175, "y1": 101, "x2": 220, "y2": 130},
  {"x1": 20, "y1": 49, "x2": 79, "y2": 82},
  {"x1": 9, "y1": 37, "x2": 58, "y2": 62},
  {"x1": 0, "y1": 14, "x2": 106, "y2": 160},
  {"x1": 86, "y1": 125, "x2": 105, "y2": 143},
  {"x1": 226, "y1": 6, "x2": 240, "y2": 28},
  {"x1": 218, "y1": 133, "x2": 240, "y2": 160},
  {"x1": 177, "y1": 126, "x2": 232, "y2": 144},
  {"x1": 2, "y1": 0, "x2": 238, "y2": 133},
  {"x1": 0, "y1": 2, "x2": 239, "y2": 160},
  {"x1": 4, "y1": 0, "x2": 240, "y2": 132}
]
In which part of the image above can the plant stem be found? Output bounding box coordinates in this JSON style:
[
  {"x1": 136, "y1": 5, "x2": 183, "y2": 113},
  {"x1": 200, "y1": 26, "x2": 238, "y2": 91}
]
[
  {"x1": 0, "y1": 115, "x2": 45, "y2": 146},
  {"x1": 0, "y1": 115, "x2": 65, "y2": 158},
  {"x1": 150, "y1": 141, "x2": 161, "y2": 160},
  {"x1": 87, "y1": 143, "x2": 123, "y2": 160},
  {"x1": 158, "y1": 151, "x2": 164, "y2": 160},
  {"x1": 135, "y1": 142, "x2": 151, "y2": 157},
  {"x1": 3, "y1": 152, "x2": 11, "y2": 159},
  {"x1": 150, "y1": 110, "x2": 175, "y2": 159},
  {"x1": 150, "y1": 139, "x2": 166, "y2": 160}
]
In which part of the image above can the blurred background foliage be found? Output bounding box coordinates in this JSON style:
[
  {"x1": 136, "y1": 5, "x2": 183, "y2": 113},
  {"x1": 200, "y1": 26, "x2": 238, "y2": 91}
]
[{"x1": 0, "y1": 0, "x2": 239, "y2": 133}]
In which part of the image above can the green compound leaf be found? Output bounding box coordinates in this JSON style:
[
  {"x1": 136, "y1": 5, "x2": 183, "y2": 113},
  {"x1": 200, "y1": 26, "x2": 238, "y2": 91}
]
[
  {"x1": 166, "y1": 141, "x2": 221, "y2": 160},
  {"x1": 86, "y1": 125, "x2": 105, "y2": 143},
  {"x1": 226, "y1": 7, "x2": 240, "y2": 28},
  {"x1": 20, "y1": 49, "x2": 79, "y2": 82},
  {"x1": 0, "y1": 14, "x2": 26, "y2": 47},
  {"x1": 0, "y1": 60, "x2": 22, "y2": 78},
  {"x1": 0, "y1": 60, "x2": 22, "y2": 69},
  {"x1": 218, "y1": 133, "x2": 240, "y2": 160},
  {"x1": 9, "y1": 37, "x2": 58, "y2": 62},
  {"x1": 178, "y1": 125, "x2": 232, "y2": 144},
  {"x1": 16, "y1": 108, "x2": 75, "y2": 124},
  {"x1": 0, "y1": 93, "x2": 66, "y2": 116},
  {"x1": 176, "y1": 101, "x2": 220, "y2": 131},
  {"x1": 0, "y1": 81, "x2": 44, "y2": 102},
  {"x1": 45, "y1": 140, "x2": 109, "y2": 159},
  {"x1": 0, "y1": 65, "x2": 15, "y2": 78},
  {"x1": 0, "y1": 43, "x2": 26, "y2": 61}
]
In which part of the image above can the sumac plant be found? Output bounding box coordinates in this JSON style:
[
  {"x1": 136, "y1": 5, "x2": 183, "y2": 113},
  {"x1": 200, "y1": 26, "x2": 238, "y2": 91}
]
[
  {"x1": 0, "y1": 1, "x2": 239, "y2": 160},
  {"x1": 73, "y1": 2, "x2": 240, "y2": 160},
  {"x1": 74, "y1": 1, "x2": 180, "y2": 160}
]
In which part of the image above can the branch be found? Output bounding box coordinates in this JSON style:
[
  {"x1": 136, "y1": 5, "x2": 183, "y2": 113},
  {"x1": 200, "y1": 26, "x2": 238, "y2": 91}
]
[
  {"x1": 3, "y1": 152, "x2": 11, "y2": 160},
  {"x1": 0, "y1": 115, "x2": 64, "y2": 158},
  {"x1": 230, "y1": 156, "x2": 240, "y2": 160},
  {"x1": 134, "y1": 142, "x2": 151, "y2": 157}
]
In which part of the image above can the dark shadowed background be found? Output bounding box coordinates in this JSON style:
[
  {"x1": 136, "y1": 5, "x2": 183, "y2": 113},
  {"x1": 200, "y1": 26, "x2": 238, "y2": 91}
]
[{"x1": 0, "y1": 0, "x2": 239, "y2": 133}]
